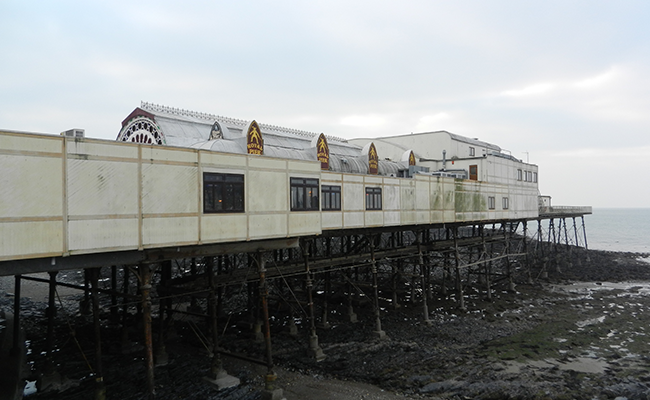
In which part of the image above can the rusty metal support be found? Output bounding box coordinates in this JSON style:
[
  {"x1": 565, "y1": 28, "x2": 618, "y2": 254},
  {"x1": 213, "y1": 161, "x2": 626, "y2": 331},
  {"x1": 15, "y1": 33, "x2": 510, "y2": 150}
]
[
  {"x1": 257, "y1": 252, "x2": 285, "y2": 400},
  {"x1": 452, "y1": 228, "x2": 466, "y2": 311},
  {"x1": 370, "y1": 236, "x2": 387, "y2": 339},
  {"x1": 11, "y1": 275, "x2": 21, "y2": 356},
  {"x1": 302, "y1": 240, "x2": 325, "y2": 360},
  {"x1": 417, "y1": 232, "x2": 432, "y2": 326},
  {"x1": 89, "y1": 268, "x2": 106, "y2": 400},
  {"x1": 203, "y1": 257, "x2": 240, "y2": 390},
  {"x1": 139, "y1": 264, "x2": 155, "y2": 399}
]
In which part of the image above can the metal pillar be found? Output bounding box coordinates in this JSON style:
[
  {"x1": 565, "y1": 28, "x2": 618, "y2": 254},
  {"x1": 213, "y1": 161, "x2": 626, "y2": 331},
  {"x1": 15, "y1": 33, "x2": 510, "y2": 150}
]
[
  {"x1": 89, "y1": 268, "x2": 106, "y2": 400},
  {"x1": 11, "y1": 275, "x2": 21, "y2": 356},
  {"x1": 203, "y1": 257, "x2": 240, "y2": 389},
  {"x1": 257, "y1": 252, "x2": 285, "y2": 400},
  {"x1": 120, "y1": 266, "x2": 132, "y2": 352},
  {"x1": 319, "y1": 270, "x2": 331, "y2": 329},
  {"x1": 452, "y1": 228, "x2": 466, "y2": 311},
  {"x1": 370, "y1": 237, "x2": 387, "y2": 339},
  {"x1": 302, "y1": 240, "x2": 325, "y2": 360},
  {"x1": 417, "y1": 232, "x2": 432, "y2": 326},
  {"x1": 139, "y1": 264, "x2": 155, "y2": 399},
  {"x1": 155, "y1": 261, "x2": 170, "y2": 366}
]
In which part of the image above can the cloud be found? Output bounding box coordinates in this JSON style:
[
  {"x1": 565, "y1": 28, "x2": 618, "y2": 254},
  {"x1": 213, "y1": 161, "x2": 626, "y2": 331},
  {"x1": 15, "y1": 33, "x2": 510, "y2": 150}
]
[
  {"x1": 572, "y1": 67, "x2": 619, "y2": 89},
  {"x1": 339, "y1": 114, "x2": 386, "y2": 128},
  {"x1": 501, "y1": 82, "x2": 557, "y2": 97}
]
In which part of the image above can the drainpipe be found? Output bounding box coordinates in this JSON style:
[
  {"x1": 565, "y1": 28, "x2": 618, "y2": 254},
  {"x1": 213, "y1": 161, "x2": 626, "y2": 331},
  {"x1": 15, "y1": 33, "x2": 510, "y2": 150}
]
[{"x1": 442, "y1": 150, "x2": 447, "y2": 171}]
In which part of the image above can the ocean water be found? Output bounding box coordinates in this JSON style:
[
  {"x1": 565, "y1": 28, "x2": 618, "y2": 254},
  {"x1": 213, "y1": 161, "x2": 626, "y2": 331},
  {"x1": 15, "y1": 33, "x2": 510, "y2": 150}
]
[{"x1": 584, "y1": 208, "x2": 650, "y2": 254}]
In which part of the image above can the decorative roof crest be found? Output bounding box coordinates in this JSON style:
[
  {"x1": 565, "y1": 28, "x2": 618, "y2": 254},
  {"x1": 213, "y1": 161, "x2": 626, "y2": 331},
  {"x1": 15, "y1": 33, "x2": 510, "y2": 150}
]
[{"x1": 140, "y1": 101, "x2": 348, "y2": 143}]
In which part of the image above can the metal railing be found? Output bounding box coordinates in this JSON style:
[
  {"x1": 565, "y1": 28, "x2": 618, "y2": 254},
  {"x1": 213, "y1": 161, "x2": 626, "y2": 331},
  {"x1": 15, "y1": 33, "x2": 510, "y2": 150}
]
[{"x1": 539, "y1": 206, "x2": 592, "y2": 216}]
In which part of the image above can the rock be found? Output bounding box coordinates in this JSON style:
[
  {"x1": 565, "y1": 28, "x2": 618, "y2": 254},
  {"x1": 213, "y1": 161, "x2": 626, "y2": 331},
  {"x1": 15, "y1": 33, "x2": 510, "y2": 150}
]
[{"x1": 420, "y1": 380, "x2": 464, "y2": 394}]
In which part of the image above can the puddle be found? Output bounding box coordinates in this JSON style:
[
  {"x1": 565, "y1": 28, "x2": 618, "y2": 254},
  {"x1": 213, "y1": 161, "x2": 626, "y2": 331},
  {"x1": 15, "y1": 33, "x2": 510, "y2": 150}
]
[
  {"x1": 558, "y1": 357, "x2": 609, "y2": 374},
  {"x1": 503, "y1": 357, "x2": 610, "y2": 374},
  {"x1": 551, "y1": 282, "x2": 650, "y2": 296},
  {"x1": 576, "y1": 315, "x2": 606, "y2": 328}
]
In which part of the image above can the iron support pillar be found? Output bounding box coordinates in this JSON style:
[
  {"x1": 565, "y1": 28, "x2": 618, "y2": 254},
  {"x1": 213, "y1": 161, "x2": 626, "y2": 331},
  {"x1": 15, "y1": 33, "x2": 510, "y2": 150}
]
[
  {"x1": 370, "y1": 237, "x2": 387, "y2": 339},
  {"x1": 257, "y1": 252, "x2": 285, "y2": 400},
  {"x1": 139, "y1": 264, "x2": 155, "y2": 399},
  {"x1": 452, "y1": 229, "x2": 466, "y2": 311},
  {"x1": 417, "y1": 233, "x2": 432, "y2": 326},
  {"x1": 203, "y1": 257, "x2": 240, "y2": 390},
  {"x1": 302, "y1": 240, "x2": 325, "y2": 360},
  {"x1": 89, "y1": 268, "x2": 106, "y2": 400}
]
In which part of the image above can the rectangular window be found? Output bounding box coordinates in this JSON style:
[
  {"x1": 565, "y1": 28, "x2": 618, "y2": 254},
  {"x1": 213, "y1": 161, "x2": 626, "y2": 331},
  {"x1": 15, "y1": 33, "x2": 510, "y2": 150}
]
[
  {"x1": 469, "y1": 165, "x2": 478, "y2": 181},
  {"x1": 517, "y1": 169, "x2": 522, "y2": 181},
  {"x1": 203, "y1": 172, "x2": 245, "y2": 213},
  {"x1": 469, "y1": 146, "x2": 475, "y2": 157},
  {"x1": 502, "y1": 197, "x2": 509, "y2": 210},
  {"x1": 488, "y1": 196, "x2": 495, "y2": 210},
  {"x1": 291, "y1": 177, "x2": 319, "y2": 211},
  {"x1": 526, "y1": 171, "x2": 533, "y2": 182},
  {"x1": 533, "y1": 172, "x2": 538, "y2": 183},
  {"x1": 365, "y1": 187, "x2": 382, "y2": 210},
  {"x1": 321, "y1": 185, "x2": 341, "y2": 211}
]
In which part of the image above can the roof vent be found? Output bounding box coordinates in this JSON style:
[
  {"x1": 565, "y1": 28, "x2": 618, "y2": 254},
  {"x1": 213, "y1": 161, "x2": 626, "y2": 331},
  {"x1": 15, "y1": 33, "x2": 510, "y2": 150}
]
[{"x1": 61, "y1": 129, "x2": 85, "y2": 138}]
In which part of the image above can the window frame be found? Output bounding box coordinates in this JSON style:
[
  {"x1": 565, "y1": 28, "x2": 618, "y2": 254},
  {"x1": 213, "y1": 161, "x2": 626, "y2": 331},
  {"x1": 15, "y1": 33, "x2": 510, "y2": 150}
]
[
  {"x1": 203, "y1": 172, "x2": 245, "y2": 214},
  {"x1": 469, "y1": 146, "x2": 475, "y2": 157},
  {"x1": 502, "y1": 197, "x2": 509, "y2": 210},
  {"x1": 488, "y1": 196, "x2": 496, "y2": 210},
  {"x1": 321, "y1": 185, "x2": 341, "y2": 211},
  {"x1": 290, "y1": 177, "x2": 320, "y2": 211},
  {"x1": 517, "y1": 169, "x2": 523, "y2": 181},
  {"x1": 365, "y1": 187, "x2": 382, "y2": 210}
]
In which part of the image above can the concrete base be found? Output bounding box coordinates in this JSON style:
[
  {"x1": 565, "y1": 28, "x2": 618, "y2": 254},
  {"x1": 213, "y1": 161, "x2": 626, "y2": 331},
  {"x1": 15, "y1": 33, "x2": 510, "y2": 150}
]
[
  {"x1": 253, "y1": 321, "x2": 264, "y2": 343},
  {"x1": 261, "y1": 388, "x2": 286, "y2": 400},
  {"x1": 308, "y1": 335, "x2": 326, "y2": 361},
  {"x1": 79, "y1": 299, "x2": 91, "y2": 316},
  {"x1": 373, "y1": 330, "x2": 387, "y2": 340},
  {"x1": 318, "y1": 321, "x2": 331, "y2": 330},
  {"x1": 347, "y1": 307, "x2": 358, "y2": 323},
  {"x1": 154, "y1": 347, "x2": 169, "y2": 366},
  {"x1": 203, "y1": 370, "x2": 240, "y2": 390},
  {"x1": 286, "y1": 319, "x2": 298, "y2": 336}
]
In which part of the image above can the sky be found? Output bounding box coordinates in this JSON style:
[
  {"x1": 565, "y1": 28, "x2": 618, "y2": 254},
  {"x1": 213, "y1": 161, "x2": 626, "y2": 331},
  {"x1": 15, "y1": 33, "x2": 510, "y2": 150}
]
[{"x1": 1, "y1": 1, "x2": 649, "y2": 208}]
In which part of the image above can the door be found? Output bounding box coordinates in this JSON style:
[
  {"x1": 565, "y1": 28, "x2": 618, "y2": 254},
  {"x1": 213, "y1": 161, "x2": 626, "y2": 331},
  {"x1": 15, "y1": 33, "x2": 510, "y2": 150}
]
[{"x1": 469, "y1": 165, "x2": 478, "y2": 181}]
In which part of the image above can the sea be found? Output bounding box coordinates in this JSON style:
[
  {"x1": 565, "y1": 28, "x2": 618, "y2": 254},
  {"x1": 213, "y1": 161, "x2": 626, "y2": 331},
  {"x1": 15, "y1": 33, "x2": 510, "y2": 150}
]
[{"x1": 584, "y1": 208, "x2": 650, "y2": 254}]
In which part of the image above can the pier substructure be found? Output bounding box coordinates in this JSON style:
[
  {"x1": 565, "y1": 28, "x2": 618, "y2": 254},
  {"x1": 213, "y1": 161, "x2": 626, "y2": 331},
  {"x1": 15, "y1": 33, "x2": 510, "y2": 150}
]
[{"x1": 0, "y1": 213, "x2": 592, "y2": 399}]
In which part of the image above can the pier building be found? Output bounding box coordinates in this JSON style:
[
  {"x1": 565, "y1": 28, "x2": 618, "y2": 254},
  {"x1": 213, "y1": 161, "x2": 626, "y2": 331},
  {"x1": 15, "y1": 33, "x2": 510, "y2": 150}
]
[{"x1": 0, "y1": 103, "x2": 591, "y2": 399}]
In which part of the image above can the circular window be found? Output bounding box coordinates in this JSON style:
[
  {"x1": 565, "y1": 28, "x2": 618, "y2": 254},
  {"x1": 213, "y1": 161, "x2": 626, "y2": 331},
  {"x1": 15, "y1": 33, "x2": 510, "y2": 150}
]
[{"x1": 117, "y1": 117, "x2": 164, "y2": 145}]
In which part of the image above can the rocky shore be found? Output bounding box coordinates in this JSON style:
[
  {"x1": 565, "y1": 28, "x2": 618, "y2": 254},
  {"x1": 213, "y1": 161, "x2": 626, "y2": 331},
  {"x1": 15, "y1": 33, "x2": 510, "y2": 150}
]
[{"x1": 2, "y1": 249, "x2": 650, "y2": 399}]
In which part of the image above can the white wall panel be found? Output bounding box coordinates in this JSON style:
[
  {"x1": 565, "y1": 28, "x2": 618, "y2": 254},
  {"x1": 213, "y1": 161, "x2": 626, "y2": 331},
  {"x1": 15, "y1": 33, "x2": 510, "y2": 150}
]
[
  {"x1": 142, "y1": 146, "x2": 197, "y2": 164},
  {"x1": 365, "y1": 211, "x2": 383, "y2": 227},
  {"x1": 68, "y1": 219, "x2": 139, "y2": 252},
  {"x1": 0, "y1": 155, "x2": 63, "y2": 218},
  {"x1": 201, "y1": 152, "x2": 247, "y2": 168},
  {"x1": 0, "y1": 221, "x2": 63, "y2": 258},
  {"x1": 143, "y1": 216, "x2": 199, "y2": 246},
  {"x1": 0, "y1": 133, "x2": 61, "y2": 154},
  {"x1": 321, "y1": 212, "x2": 343, "y2": 229},
  {"x1": 67, "y1": 159, "x2": 138, "y2": 216},
  {"x1": 289, "y1": 213, "x2": 321, "y2": 235},
  {"x1": 201, "y1": 214, "x2": 248, "y2": 242},
  {"x1": 67, "y1": 140, "x2": 138, "y2": 159},
  {"x1": 343, "y1": 212, "x2": 364, "y2": 228},
  {"x1": 249, "y1": 214, "x2": 287, "y2": 239},
  {"x1": 142, "y1": 164, "x2": 198, "y2": 214},
  {"x1": 248, "y1": 171, "x2": 287, "y2": 212}
]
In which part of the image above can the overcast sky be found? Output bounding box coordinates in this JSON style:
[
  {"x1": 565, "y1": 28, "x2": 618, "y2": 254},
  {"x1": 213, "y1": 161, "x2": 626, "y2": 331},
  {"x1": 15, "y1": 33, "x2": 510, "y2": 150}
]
[{"x1": 1, "y1": 1, "x2": 649, "y2": 208}]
